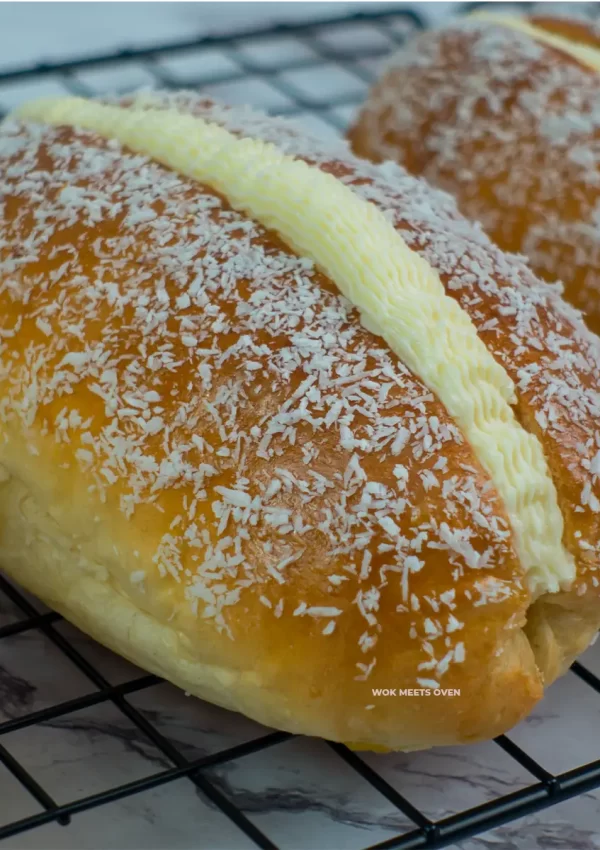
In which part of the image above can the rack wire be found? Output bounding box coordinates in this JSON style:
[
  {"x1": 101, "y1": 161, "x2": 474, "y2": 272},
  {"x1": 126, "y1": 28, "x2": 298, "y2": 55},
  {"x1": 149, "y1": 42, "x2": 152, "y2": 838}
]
[{"x1": 0, "y1": 4, "x2": 599, "y2": 849}]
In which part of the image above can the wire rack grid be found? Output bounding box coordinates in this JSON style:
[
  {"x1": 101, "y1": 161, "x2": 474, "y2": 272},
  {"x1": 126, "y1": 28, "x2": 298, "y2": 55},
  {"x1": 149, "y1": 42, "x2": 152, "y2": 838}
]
[{"x1": 0, "y1": 5, "x2": 599, "y2": 850}]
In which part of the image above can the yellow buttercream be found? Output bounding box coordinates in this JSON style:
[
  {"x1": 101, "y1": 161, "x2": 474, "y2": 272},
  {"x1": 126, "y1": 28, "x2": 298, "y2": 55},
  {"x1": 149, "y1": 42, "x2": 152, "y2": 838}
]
[
  {"x1": 472, "y1": 12, "x2": 600, "y2": 72},
  {"x1": 14, "y1": 96, "x2": 575, "y2": 595}
]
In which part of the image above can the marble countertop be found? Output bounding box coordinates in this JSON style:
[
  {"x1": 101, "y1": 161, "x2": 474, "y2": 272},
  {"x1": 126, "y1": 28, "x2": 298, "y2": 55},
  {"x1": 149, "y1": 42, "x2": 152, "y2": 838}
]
[
  {"x1": 0, "y1": 2, "x2": 600, "y2": 848},
  {"x1": 0, "y1": 2, "x2": 455, "y2": 71},
  {"x1": 0, "y1": 589, "x2": 599, "y2": 850}
]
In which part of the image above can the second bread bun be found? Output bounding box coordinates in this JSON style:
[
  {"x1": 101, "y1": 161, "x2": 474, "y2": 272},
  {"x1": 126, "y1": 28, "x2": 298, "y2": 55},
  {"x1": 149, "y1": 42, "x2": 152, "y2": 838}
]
[
  {"x1": 348, "y1": 13, "x2": 600, "y2": 335},
  {"x1": 0, "y1": 92, "x2": 599, "y2": 752}
]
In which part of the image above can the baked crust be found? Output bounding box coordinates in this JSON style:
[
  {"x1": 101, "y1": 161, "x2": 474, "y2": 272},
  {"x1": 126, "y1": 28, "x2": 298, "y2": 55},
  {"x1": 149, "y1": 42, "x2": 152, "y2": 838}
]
[
  {"x1": 348, "y1": 16, "x2": 600, "y2": 335},
  {"x1": 530, "y1": 15, "x2": 600, "y2": 49},
  {"x1": 0, "y1": 96, "x2": 598, "y2": 750}
]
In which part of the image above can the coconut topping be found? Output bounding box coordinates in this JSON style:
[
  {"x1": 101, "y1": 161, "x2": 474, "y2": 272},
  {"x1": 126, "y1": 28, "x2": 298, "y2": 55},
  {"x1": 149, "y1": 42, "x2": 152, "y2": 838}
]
[
  {"x1": 158, "y1": 93, "x2": 600, "y2": 558},
  {"x1": 15, "y1": 96, "x2": 576, "y2": 596},
  {"x1": 347, "y1": 30, "x2": 600, "y2": 583},
  {"x1": 1, "y1": 90, "x2": 598, "y2": 692}
]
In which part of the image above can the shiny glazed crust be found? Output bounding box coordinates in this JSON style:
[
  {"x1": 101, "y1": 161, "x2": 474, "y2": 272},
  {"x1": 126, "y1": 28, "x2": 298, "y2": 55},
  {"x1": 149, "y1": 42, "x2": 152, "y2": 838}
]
[
  {"x1": 348, "y1": 15, "x2": 600, "y2": 336},
  {"x1": 0, "y1": 94, "x2": 599, "y2": 751}
]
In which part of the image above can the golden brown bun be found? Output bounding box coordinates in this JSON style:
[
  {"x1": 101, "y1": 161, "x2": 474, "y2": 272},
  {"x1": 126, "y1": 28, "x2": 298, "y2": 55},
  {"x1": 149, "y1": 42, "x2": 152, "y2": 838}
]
[
  {"x1": 348, "y1": 15, "x2": 600, "y2": 335},
  {"x1": 530, "y1": 15, "x2": 600, "y2": 48},
  {"x1": 0, "y1": 94, "x2": 599, "y2": 751}
]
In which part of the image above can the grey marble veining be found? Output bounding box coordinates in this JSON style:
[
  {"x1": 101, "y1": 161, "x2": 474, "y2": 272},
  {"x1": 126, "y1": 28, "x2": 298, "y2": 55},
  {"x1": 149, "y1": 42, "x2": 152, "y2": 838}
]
[{"x1": 0, "y1": 588, "x2": 599, "y2": 850}]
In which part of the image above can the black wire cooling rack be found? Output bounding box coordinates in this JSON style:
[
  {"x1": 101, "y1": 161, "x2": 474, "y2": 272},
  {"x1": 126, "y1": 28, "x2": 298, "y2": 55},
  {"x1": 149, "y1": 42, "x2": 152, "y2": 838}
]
[{"x1": 1, "y1": 4, "x2": 600, "y2": 849}]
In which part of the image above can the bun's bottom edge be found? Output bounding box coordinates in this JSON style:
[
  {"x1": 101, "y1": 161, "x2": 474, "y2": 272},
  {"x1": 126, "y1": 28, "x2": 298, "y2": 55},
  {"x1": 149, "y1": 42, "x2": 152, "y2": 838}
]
[{"x1": 1, "y1": 469, "x2": 591, "y2": 753}]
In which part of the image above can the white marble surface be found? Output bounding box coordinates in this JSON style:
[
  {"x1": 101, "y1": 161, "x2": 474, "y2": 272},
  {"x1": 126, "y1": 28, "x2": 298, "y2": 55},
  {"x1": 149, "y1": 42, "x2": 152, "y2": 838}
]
[
  {"x1": 0, "y1": 2, "x2": 454, "y2": 70},
  {"x1": 0, "y1": 1, "x2": 600, "y2": 848},
  {"x1": 0, "y1": 1, "x2": 432, "y2": 139}
]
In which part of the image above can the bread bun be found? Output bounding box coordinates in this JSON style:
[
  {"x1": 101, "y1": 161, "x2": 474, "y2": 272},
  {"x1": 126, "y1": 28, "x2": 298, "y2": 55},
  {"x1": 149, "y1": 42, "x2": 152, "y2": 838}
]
[
  {"x1": 348, "y1": 13, "x2": 600, "y2": 335},
  {"x1": 0, "y1": 92, "x2": 599, "y2": 752}
]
